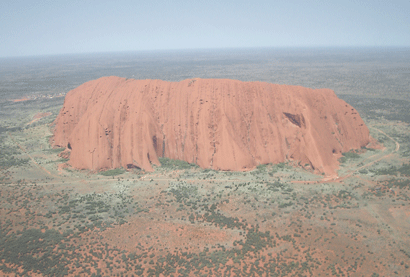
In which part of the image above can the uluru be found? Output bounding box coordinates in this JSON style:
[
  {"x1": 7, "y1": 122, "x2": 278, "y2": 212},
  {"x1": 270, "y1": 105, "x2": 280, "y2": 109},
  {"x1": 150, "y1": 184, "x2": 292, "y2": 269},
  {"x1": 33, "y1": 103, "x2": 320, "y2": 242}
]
[{"x1": 52, "y1": 76, "x2": 371, "y2": 176}]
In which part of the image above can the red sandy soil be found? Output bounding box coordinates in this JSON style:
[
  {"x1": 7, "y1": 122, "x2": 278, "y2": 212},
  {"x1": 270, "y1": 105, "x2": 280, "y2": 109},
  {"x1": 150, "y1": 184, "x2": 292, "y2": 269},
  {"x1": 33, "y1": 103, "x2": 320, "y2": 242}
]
[
  {"x1": 12, "y1": 97, "x2": 30, "y2": 102},
  {"x1": 53, "y1": 77, "x2": 371, "y2": 176},
  {"x1": 100, "y1": 216, "x2": 241, "y2": 255}
]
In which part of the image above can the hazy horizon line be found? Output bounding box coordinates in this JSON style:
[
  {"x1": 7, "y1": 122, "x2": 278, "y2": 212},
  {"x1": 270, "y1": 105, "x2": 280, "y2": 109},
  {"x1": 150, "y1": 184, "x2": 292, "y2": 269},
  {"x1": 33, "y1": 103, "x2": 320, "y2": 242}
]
[{"x1": 2, "y1": 45, "x2": 410, "y2": 59}]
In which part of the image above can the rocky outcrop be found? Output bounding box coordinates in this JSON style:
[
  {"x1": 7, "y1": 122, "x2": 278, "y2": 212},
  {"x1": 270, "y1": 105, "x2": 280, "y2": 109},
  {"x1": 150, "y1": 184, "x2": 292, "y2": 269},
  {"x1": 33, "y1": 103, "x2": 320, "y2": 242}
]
[{"x1": 52, "y1": 76, "x2": 371, "y2": 176}]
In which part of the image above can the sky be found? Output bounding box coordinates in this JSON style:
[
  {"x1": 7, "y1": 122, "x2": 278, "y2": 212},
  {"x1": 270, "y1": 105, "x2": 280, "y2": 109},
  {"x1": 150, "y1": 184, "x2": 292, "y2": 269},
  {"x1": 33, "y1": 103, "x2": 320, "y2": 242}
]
[{"x1": 1, "y1": 0, "x2": 409, "y2": 57}]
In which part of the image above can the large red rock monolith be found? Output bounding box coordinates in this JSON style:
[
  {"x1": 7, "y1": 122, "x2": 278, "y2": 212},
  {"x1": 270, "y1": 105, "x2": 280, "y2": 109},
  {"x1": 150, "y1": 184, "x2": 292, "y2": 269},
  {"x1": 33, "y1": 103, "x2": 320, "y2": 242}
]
[{"x1": 52, "y1": 76, "x2": 371, "y2": 176}]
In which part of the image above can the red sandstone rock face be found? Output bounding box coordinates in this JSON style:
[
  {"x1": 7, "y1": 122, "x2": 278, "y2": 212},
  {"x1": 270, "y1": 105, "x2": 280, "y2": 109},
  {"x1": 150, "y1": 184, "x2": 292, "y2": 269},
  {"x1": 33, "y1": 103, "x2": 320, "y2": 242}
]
[{"x1": 52, "y1": 76, "x2": 370, "y2": 176}]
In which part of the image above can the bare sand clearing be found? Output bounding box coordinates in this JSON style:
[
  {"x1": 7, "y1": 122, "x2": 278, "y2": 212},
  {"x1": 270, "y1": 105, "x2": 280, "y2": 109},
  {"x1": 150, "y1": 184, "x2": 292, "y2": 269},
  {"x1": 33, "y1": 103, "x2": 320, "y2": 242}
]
[{"x1": 12, "y1": 97, "x2": 30, "y2": 102}]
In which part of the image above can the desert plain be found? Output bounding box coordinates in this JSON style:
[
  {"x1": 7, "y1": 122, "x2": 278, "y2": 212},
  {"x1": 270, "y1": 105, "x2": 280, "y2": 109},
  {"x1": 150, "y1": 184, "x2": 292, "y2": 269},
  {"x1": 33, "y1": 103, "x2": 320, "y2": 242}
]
[
  {"x1": 0, "y1": 87, "x2": 409, "y2": 277},
  {"x1": 0, "y1": 49, "x2": 410, "y2": 276}
]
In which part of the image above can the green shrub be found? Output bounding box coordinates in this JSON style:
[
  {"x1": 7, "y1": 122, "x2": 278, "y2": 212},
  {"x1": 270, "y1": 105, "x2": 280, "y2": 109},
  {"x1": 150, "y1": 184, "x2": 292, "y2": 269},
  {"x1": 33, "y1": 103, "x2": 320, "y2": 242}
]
[
  {"x1": 159, "y1": 157, "x2": 197, "y2": 170},
  {"x1": 339, "y1": 151, "x2": 360, "y2": 163},
  {"x1": 99, "y1": 168, "x2": 125, "y2": 176}
]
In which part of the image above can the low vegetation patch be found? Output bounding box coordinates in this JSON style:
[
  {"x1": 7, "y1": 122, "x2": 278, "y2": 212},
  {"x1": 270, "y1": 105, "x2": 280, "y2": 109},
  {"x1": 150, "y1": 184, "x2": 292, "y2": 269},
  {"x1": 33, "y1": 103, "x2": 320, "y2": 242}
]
[
  {"x1": 339, "y1": 151, "x2": 360, "y2": 163},
  {"x1": 159, "y1": 157, "x2": 198, "y2": 170},
  {"x1": 371, "y1": 163, "x2": 410, "y2": 176},
  {"x1": 99, "y1": 168, "x2": 125, "y2": 176},
  {"x1": 0, "y1": 139, "x2": 29, "y2": 169}
]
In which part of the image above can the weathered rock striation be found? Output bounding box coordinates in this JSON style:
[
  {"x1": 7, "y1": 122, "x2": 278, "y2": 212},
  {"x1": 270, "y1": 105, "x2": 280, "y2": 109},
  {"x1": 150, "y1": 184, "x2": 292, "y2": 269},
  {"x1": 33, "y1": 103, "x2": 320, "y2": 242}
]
[{"x1": 52, "y1": 76, "x2": 371, "y2": 176}]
